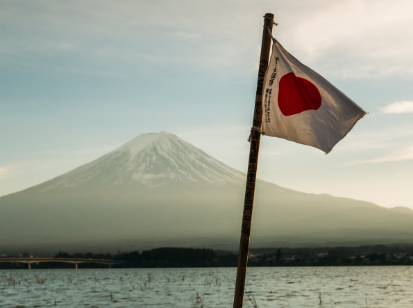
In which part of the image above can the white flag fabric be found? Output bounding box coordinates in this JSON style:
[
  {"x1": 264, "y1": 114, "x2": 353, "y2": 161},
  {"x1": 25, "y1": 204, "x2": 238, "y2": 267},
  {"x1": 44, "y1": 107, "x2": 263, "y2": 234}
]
[{"x1": 262, "y1": 40, "x2": 366, "y2": 154}]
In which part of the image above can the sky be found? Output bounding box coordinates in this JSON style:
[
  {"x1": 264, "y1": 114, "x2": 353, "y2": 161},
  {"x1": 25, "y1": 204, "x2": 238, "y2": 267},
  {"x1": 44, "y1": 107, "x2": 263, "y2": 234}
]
[{"x1": 1, "y1": 0, "x2": 413, "y2": 209}]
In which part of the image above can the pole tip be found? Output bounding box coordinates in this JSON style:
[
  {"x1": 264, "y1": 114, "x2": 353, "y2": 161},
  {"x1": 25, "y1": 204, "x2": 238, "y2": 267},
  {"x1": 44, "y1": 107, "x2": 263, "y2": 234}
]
[{"x1": 264, "y1": 13, "x2": 274, "y2": 20}]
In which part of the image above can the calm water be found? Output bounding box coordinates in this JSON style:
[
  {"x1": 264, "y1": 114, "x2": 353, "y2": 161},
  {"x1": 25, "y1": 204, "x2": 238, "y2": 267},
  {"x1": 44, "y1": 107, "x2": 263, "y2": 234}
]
[{"x1": 1, "y1": 267, "x2": 412, "y2": 307}]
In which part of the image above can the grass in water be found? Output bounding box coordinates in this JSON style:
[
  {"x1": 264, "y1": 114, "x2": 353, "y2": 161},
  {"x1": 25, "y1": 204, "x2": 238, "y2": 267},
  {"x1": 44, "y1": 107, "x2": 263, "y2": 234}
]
[
  {"x1": 247, "y1": 292, "x2": 258, "y2": 308},
  {"x1": 35, "y1": 276, "x2": 45, "y2": 284}
]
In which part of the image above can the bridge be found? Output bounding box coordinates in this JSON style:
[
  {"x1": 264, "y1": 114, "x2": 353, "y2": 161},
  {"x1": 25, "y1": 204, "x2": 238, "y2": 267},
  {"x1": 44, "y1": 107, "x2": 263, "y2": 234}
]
[{"x1": 0, "y1": 257, "x2": 127, "y2": 269}]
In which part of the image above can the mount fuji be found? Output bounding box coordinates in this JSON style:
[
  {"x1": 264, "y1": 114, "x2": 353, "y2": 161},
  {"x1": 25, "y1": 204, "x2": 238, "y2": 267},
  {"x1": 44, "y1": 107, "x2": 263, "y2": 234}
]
[{"x1": 1, "y1": 132, "x2": 413, "y2": 253}]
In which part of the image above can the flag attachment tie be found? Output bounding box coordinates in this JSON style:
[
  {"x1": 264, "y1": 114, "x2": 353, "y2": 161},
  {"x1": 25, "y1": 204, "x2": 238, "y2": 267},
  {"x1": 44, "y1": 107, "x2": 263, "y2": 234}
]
[
  {"x1": 264, "y1": 26, "x2": 275, "y2": 39},
  {"x1": 248, "y1": 126, "x2": 262, "y2": 142},
  {"x1": 263, "y1": 15, "x2": 278, "y2": 26},
  {"x1": 263, "y1": 16, "x2": 277, "y2": 40}
]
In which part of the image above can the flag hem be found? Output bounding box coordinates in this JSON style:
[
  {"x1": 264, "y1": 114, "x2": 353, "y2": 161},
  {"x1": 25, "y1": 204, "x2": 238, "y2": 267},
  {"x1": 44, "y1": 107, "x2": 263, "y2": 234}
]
[
  {"x1": 262, "y1": 112, "x2": 367, "y2": 154},
  {"x1": 324, "y1": 111, "x2": 367, "y2": 154}
]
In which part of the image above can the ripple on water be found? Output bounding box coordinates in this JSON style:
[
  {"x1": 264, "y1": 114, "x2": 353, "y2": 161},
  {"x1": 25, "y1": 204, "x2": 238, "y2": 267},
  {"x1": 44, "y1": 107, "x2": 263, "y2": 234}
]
[{"x1": 0, "y1": 267, "x2": 412, "y2": 307}]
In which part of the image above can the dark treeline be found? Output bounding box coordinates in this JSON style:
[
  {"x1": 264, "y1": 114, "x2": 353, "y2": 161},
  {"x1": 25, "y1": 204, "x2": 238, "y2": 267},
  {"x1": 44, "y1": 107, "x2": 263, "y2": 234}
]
[
  {"x1": 1, "y1": 245, "x2": 413, "y2": 269},
  {"x1": 53, "y1": 248, "x2": 237, "y2": 268},
  {"x1": 53, "y1": 245, "x2": 413, "y2": 267},
  {"x1": 114, "y1": 248, "x2": 237, "y2": 267},
  {"x1": 248, "y1": 244, "x2": 413, "y2": 266}
]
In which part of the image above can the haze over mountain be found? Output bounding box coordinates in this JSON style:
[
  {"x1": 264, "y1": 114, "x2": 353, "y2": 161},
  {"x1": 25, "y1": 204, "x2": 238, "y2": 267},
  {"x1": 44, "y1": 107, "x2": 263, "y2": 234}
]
[{"x1": 1, "y1": 132, "x2": 413, "y2": 254}]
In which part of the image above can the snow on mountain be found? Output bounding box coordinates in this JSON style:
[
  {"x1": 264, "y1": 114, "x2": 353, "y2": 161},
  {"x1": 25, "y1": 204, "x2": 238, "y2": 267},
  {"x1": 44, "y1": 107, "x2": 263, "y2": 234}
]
[
  {"x1": 2, "y1": 131, "x2": 413, "y2": 254},
  {"x1": 38, "y1": 132, "x2": 245, "y2": 192}
]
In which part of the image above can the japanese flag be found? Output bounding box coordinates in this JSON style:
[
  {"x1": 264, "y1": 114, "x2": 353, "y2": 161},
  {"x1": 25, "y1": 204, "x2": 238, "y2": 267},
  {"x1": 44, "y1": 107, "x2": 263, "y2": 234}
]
[{"x1": 262, "y1": 40, "x2": 366, "y2": 153}]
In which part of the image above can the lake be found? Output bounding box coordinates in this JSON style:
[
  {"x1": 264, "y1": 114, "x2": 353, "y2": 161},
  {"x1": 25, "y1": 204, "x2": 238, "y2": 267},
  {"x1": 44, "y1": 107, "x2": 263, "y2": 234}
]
[{"x1": 1, "y1": 267, "x2": 412, "y2": 307}]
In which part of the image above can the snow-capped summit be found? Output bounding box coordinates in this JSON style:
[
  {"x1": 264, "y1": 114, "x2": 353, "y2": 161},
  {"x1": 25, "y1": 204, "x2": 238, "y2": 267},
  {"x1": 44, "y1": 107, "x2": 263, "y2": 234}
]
[
  {"x1": 2, "y1": 131, "x2": 413, "y2": 254},
  {"x1": 38, "y1": 132, "x2": 244, "y2": 192}
]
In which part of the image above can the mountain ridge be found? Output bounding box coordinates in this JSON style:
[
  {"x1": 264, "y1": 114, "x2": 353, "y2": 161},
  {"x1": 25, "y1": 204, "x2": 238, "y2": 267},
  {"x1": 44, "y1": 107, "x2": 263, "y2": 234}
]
[
  {"x1": 23, "y1": 132, "x2": 246, "y2": 194},
  {"x1": 1, "y1": 131, "x2": 413, "y2": 254}
]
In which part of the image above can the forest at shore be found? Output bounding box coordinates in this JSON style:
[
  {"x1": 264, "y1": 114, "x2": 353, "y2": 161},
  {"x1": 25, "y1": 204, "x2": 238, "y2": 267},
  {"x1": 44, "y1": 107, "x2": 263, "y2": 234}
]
[{"x1": 1, "y1": 245, "x2": 413, "y2": 269}]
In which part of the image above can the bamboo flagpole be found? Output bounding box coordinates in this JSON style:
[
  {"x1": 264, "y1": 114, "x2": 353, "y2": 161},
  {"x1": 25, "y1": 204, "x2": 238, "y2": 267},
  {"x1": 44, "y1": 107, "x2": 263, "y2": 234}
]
[{"x1": 233, "y1": 13, "x2": 275, "y2": 308}]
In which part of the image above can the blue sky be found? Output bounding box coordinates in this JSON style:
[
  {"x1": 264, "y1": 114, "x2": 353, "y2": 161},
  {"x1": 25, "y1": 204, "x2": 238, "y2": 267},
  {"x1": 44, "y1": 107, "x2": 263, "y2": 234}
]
[{"x1": 1, "y1": 0, "x2": 413, "y2": 209}]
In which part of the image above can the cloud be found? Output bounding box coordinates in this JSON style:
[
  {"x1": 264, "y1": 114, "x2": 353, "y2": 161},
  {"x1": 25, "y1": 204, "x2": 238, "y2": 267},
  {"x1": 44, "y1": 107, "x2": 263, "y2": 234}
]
[
  {"x1": 170, "y1": 32, "x2": 201, "y2": 40},
  {"x1": 2, "y1": 0, "x2": 413, "y2": 78},
  {"x1": 336, "y1": 122, "x2": 413, "y2": 150},
  {"x1": 0, "y1": 168, "x2": 10, "y2": 180},
  {"x1": 380, "y1": 101, "x2": 413, "y2": 114},
  {"x1": 260, "y1": 148, "x2": 292, "y2": 156},
  {"x1": 353, "y1": 145, "x2": 413, "y2": 165},
  {"x1": 284, "y1": 0, "x2": 413, "y2": 78},
  {"x1": 334, "y1": 122, "x2": 413, "y2": 166},
  {"x1": 42, "y1": 147, "x2": 114, "y2": 155}
]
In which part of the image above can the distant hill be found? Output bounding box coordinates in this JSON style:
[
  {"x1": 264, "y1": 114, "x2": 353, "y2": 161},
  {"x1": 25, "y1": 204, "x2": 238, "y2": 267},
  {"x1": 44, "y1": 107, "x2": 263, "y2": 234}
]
[{"x1": 1, "y1": 132, "x2": 413, "y2": 254}]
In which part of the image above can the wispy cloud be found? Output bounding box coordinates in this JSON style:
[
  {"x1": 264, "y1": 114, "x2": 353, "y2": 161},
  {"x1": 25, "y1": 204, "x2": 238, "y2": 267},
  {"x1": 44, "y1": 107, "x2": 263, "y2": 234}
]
[
  {"x1": 178, "y1": 125, "x2": 249, "y2": 137},
  {"x1": 335, "y1": 122, "x2": 413, "y2": 151},
  {"x1": 170, "y1": 32, "x2": 201, "y2": 39},
  {"x1": 260, "y1": 148, "x2": 292, "y2": 157},
  {"x1": 0, "y1": 167, "x2": 10, "y2": 180},
  {"x1": 3, "y1": 1, "x2": 413, "y2": 78},
  {"x1": 333, "y1": 122, "x2": 413, "y2": 167},
  {"x1": 349, "y1": 145, "x2": 413, "y2": 165},
  {"x1": 42, "y1": 147, "x2": 114, "y2": 155},
  {"x1": 286, "y1": 0, "x2": 413, "y2": 78},
  {"x1": 380, "y1": 101, "x2": 413, "y2": 114},
  {"x1": 0, "y1": 150, "x2": 110, "y2": 196}
]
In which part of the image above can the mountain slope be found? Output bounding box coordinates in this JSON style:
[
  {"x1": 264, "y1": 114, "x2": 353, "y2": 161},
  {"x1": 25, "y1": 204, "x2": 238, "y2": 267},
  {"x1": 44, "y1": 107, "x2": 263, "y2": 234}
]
[
  {"x1": 1, "y1": 132, "x2": 413, "y2": 253},
  {"x1": 32, "y1": 132, "x2": 245, "y2": 192}
]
